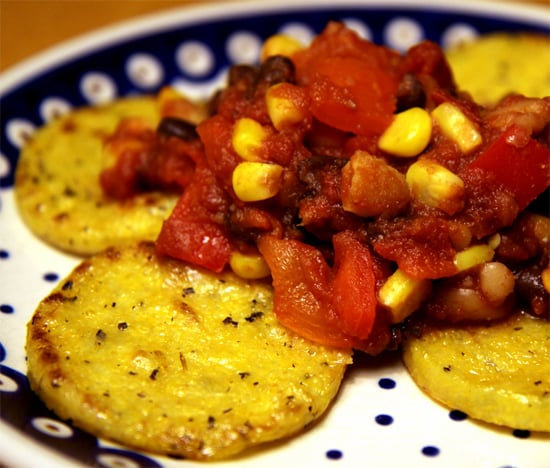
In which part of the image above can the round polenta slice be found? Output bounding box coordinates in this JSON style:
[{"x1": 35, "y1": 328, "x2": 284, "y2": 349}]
[
  {"x1": 402, "y1": 312, "x2": 550, "y2": 432},
  {"x1": 14, "y1": 96, "x2": 178, "y2": 255},
  {"x1": 446, "y1": 33, "x2": 550, "y2": 106},
  {"x1": 26, "y1": 242, "x2": 352, "y2": 460}
]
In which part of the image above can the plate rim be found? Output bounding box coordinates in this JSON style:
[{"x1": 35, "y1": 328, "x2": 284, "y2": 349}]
[
  {"x1": 2, "y1": 1, "x2": 550, "y2": 467},
  {"x1": 1, "y1": 0, "x2": 549, "y2": 95}
]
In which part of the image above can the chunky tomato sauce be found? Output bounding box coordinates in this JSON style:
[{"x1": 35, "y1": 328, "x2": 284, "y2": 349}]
[{"x1": 101, "y1": 23, "x2": 550, "y2": 354}]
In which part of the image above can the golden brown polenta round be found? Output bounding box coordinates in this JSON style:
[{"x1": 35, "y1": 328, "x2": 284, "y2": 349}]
[
  {"x1": 14, "y1": 97, "x2": 177, "y2": 255},
  {"x1": 26, "y1": 242, "x2": 352, "y2": 460},
  {"x1": 402, "y1": 312, "x2": 550, "y2": 432},
  {"x1": 446, "y1": 33, "x2": 550, "y2": 106}
]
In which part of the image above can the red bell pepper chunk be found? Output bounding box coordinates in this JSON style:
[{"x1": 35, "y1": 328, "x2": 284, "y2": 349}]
[
  {"x1": 468, "y1": 127, "x2": 550, "y2": 210},
  {"x1": 155, "y1": 166, "x2": 232, "y2": 272},
  {"x1": 156, "y1": 216, "x2": 231, "y2": 273},
  {"x1": 332, "y1": 231, "x2": 377, "y2": 339}
]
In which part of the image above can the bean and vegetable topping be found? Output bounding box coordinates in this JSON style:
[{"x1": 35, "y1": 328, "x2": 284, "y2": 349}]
[{"x1": 100, "y1": 22, "x2": 550, "y2": 354}]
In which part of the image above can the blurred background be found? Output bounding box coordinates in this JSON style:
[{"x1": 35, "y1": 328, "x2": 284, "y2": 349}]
[{"x1": 0, "y1": 0, "x2": 548, "y2": 72}]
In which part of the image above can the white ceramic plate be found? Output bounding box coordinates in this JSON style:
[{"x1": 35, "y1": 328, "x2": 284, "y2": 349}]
[{"x1": 1, "y1": 1, "x2": 549, "y2": 467}]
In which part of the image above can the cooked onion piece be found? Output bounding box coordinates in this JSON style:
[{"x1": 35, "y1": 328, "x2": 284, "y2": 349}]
[
  {"x1": 14, "y1": 97, "x2": 177, "y2": 255},
  {"x1": 26, "y1": 242, "x2": 351, "y2": 460},
  {"x1": 402, "y1": 312, "x2": 550, "y2": 432}
]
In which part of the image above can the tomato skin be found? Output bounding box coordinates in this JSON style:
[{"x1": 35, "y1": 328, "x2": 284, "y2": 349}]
[
  {"x1": 372, "y1": 217, "x2": 458, "y2": 280},
  {"x1": 292, "y1": 22, "x2": 398, "y2": 136},
  {"x1": 258, "y1": 232, "x2": 379, "y2": 348},
  {"x1": 332, "y1": 231, "x2": 377, "y2": 339},
  {"x1": 306, "y1": 58, "x2": 397, "y2": 136},
  {"x1": 468, "y1": 126, "x2": 550, "y2": 210},
  {"x1": 258, "y1": 235, "x2": 352, "y2": 348},
  {"x1": 197, "y1": 115, "x2": 240, "y2": 194}
]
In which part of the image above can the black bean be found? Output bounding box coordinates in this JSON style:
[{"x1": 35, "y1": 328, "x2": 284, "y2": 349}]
[
  {"x1": 395, "y1": 73, "x2": 426, "y2": 112},
  {"x1": 227, "y1": 64, "x2": 258, "y2": 87},
  {"x1": 157, "y1": 117, "x2": 198, "y2": 141},
  {"x1": 257, "y1": 55, "x2": 296, "y2": 86}
]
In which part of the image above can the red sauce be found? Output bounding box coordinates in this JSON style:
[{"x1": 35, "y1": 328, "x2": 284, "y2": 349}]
[{"x1": 100, "y1": 22, "x2": 550, "y2": 353}]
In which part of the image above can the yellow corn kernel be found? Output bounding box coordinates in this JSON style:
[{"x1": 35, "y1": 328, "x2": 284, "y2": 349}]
[
  {"x1": 378, "y1": 269, "x2": 432, "y2": 323},
  {"x1": 157, "y1": 86, "x2": 184, "y2": 106},
  {"x1": 453, "y1": 244, "x2": 494, "y2": 272},
  {"x1": 229, "y1": 251, "x2": 271, "y2": 279},
  {"x1": 266, "y1": 83, "x2": 306, "y2": 130},
  {"x1": 432, "y1": 102, "x2": 482, "y2": 153},
  {"x1": 541, "y1": 267, "x2": 550, "y2": 294},
  {"x1": 405, "y1": 159, "x2": 465, "y2": 215},
  {"x1": 261, "y1": 34, "x2": 304, "y2": 61},
  {"x1": 378, "y1": 107, "x2": 432, "y2": 157},
  {"x1": 232, "y1": 118, "x2": 270, "y2": 161},
  {"x1": 232, "y1": 161, "x2": 283, "y2": 202}
]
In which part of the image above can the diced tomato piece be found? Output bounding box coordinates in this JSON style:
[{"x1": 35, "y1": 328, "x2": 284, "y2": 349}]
[
  {"x1": 156, "y1": 165, "x2": 232, "y2": 272},
  {"x1": 156, "y1": 216, "x2": 231, "y2": 273},
  {"x1": 100, "y1": 118, "x2": 203, "y2": 199},
  {"x1": 468, "y1": 126, "x2": 550, "y2": 210},
  {"x1": 258, "y1": 232, "x2": 379, "y2": 348},
  {"x1": 197, "y1": 115, "x2": 240, "y2": 193},
  {"x1": 292, "y1": 22, "x2": 398, "y2": 136},
  {"x1": 258, "y1": 236, "x2": 352, "y2": 348},
  {"x1": 332, "y1": 231, "x2": 377, "y2": 339},
  {"x1": 372, "y1": 217, "x2": 458, "y2": 279},
  {"x1": 306, "y1": 58, "x2": 397, "y2": 136}
]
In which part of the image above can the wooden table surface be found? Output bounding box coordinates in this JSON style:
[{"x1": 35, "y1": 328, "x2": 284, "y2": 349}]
[{"x1": 0, "y1": 0, "x2": 548, "y2": 72}]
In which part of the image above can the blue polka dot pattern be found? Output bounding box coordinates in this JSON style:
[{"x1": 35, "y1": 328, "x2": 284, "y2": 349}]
[
  {"x1": 43, "y1": 272, "x2": 60, "y2": 282},
  {"x1": 422, "y1": 446, "x2": 440, "y2": 457},
  {"x1": 0, "y1": 3, "x2": 548, "y2": 467},
  {"x1": 449, "y1": 409, "x2": 468, "y2": 421},
  {"x1": 378, "y1": 377, "x2": 396, "y2": 389},
  {"x1": 326, "y1": 449, "x2": 343, "y2": 460},
  {"x1": 0, "y1": 304, "x2": 14, "y2": 314},
  {"x1": 375, "y1": 414, "x2": 394, "y2": 426}
]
